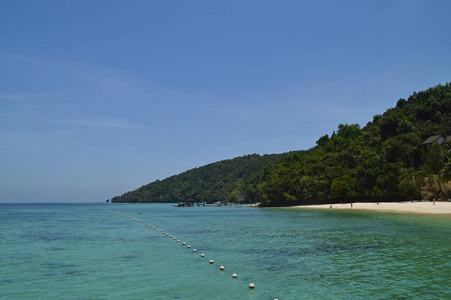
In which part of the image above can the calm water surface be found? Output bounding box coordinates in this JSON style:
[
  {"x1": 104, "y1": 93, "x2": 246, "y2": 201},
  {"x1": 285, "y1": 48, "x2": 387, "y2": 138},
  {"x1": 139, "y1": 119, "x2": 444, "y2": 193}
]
[{"x1": 1, "y1": 203, "x2": 450, "y2": 299}]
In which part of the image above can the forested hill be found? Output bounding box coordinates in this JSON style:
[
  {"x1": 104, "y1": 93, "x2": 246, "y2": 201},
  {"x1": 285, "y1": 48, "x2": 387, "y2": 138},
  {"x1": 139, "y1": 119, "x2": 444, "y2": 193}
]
[
  {"x1": 112, "y1": 83, "x2": 451, "y2": 206},
  {"x1": 256, "y1": 83, "x2": 451, "y2": 206},
  {"x1": 111, "y1": 153, "x2": 287, "y2": 203}
]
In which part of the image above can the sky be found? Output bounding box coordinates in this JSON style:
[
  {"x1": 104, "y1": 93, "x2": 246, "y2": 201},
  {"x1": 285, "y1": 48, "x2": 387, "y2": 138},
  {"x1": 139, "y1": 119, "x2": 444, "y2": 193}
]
[{"x1": 1, "y1": 0, "x2": 450, "y2": 203}]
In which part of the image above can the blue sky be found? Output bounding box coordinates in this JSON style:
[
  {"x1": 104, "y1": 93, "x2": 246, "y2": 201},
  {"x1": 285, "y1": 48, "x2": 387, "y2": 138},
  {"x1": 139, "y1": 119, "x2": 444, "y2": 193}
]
[{"x1": 1, "y1": 0, "x2": 450, "y2": 202}]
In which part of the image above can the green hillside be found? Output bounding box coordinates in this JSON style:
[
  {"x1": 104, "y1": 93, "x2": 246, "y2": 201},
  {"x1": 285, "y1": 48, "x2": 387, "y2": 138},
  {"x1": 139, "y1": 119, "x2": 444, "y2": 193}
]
[
  {"x1": 111, "y1": 153, "x2": 287, "y2": 203},
  {"x1": 112, "y1": 83, "x2": 451, "y2": 206},
  {"x1": 256, "y1": 83, "x2": 451, "y2": 206}
]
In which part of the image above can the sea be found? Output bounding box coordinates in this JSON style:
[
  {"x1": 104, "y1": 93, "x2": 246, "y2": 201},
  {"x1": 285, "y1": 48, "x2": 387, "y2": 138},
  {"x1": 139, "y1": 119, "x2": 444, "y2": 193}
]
[{"x1": 1, "y1": 203, "x2": 450, "y2": 300}]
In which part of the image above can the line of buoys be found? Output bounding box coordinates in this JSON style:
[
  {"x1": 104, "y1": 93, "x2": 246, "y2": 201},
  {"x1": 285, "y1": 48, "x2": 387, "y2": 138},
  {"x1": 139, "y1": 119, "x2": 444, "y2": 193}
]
[{"x1": 106, "y1": 209, "x2": 256, "y2": 293}]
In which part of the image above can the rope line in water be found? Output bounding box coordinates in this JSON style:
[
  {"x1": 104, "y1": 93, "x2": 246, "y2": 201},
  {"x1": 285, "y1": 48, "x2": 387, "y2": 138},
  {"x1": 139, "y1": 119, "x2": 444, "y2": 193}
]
[{"x1": 105, "y1": 209, "x2": 261, "y2": 293}]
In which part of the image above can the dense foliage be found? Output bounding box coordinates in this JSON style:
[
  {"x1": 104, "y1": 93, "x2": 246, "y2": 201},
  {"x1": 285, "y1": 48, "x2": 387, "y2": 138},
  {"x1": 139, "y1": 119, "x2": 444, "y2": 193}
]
[
  {"x1": 113, "y1": 83, "x2": 451, "y2": 206},
  {"x1": 256, "y1": 83, "x2": 451, "y2": 206},
  {"x1": 111, "y1": 154, "x2": 286, "y2": 203}
]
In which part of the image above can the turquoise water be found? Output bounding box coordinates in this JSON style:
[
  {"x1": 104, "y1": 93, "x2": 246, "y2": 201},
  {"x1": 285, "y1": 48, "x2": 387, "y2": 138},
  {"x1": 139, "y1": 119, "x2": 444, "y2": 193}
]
[{"x1": 1, "y1": 203, "x2": 450, "y2": 299}]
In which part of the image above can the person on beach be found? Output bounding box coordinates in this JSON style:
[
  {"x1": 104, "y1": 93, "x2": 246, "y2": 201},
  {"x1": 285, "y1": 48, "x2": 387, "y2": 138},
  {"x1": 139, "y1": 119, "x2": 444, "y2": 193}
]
[{"x1": 350, "y1": 202, "x2": 353, "y2": 208}]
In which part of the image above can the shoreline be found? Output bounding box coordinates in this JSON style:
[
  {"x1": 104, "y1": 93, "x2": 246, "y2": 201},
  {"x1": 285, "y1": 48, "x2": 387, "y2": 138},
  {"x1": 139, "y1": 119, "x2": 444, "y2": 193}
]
[{"x1": 291, "y1": 201, "x2": 451, "y2": 215}]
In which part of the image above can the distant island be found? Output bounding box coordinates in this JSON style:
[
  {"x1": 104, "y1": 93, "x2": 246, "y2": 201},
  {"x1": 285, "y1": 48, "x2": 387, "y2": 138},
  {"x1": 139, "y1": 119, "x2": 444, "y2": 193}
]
[{"x1": 112, "y1": 83, "x2": 451, "y2": 206}]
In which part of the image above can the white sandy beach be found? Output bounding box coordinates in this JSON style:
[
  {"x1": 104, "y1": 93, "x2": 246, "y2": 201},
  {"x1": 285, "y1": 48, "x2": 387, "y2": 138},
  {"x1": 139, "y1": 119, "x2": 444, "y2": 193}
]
[{"x1": 292, "y1": 201, "x2": 451, "y2": 215}]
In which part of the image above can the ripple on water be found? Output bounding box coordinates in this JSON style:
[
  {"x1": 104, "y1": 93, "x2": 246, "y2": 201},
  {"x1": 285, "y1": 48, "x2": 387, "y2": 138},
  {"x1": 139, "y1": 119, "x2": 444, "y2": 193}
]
[{"x1": 1, "y1": 203, "x2": 451, "y2": 300}]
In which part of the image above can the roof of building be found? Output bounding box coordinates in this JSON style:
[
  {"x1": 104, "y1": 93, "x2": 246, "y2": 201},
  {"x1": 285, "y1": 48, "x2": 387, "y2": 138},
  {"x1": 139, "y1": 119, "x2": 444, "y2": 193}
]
[{"x1": 422, "y1": 135, "x2": 445, "y2": 145}]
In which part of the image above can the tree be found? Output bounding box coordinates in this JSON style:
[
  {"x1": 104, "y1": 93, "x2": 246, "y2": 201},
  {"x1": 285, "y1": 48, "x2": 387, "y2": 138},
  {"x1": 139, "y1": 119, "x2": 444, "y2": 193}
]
[
  {"x1": 382, "y1": 133, "x2": 421, "y2": 167},
  {"x1": 423, "y1": 142, "x2": 446, "y2": 198},
  {"x1": 330, "y1": 174, "x2": 357, "y2": 200}
]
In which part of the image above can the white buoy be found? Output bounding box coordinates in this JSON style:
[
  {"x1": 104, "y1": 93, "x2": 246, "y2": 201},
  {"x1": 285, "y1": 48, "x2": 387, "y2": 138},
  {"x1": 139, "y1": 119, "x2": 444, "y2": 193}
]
[
  {"x1": 249, "y1": 283, "x2": 255, "y2": 289},
  {"x1": 201, "y1": 254, "x2": 205, "y2": 258},
  {"x1": 187, "y1": 245, "x2": 191, "y2": 249},
  {"x1": 169, "y1": 235, "x2": 172, "y2": 238},
  {"x1": 232, "y1": 273, "x2": 238, "y2": 278},
  {"x1": 177, "y1": 240, "x2": 180, "y2": 243},
  {"x1": 220, "y1": 266, "x2": 225, "y2": 271},
  {"x1": 193, "y1": 249, "x2": 197, "y2": 253},
  {"x1": 182, "y1": 242, "x2": 186, "y2": 245},
  {"x1": 209, "y1": 259, "x2": 214, "y2": 264}
]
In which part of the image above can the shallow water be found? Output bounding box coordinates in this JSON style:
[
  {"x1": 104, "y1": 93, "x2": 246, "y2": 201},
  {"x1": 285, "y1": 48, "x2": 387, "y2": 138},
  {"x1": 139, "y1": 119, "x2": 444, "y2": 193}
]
[{"x1": 1, "y1": 203, "x2": 450, "y2": 299}]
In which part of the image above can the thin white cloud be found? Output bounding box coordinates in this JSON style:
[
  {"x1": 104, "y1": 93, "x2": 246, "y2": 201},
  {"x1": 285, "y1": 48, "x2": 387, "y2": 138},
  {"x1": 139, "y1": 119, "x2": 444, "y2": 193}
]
[
  {"x1": 0, "y1": 93, "x2": 42, "y2": 101},
  {"x1": 0, "y1": 51, "x2": 48, "y2": 65},
  {"x1": 0, "y1": 51, "x2": 173, "y2": 102},
  {"x1": 65, "y1": 119, "x2": 140, "y2": 129}
]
